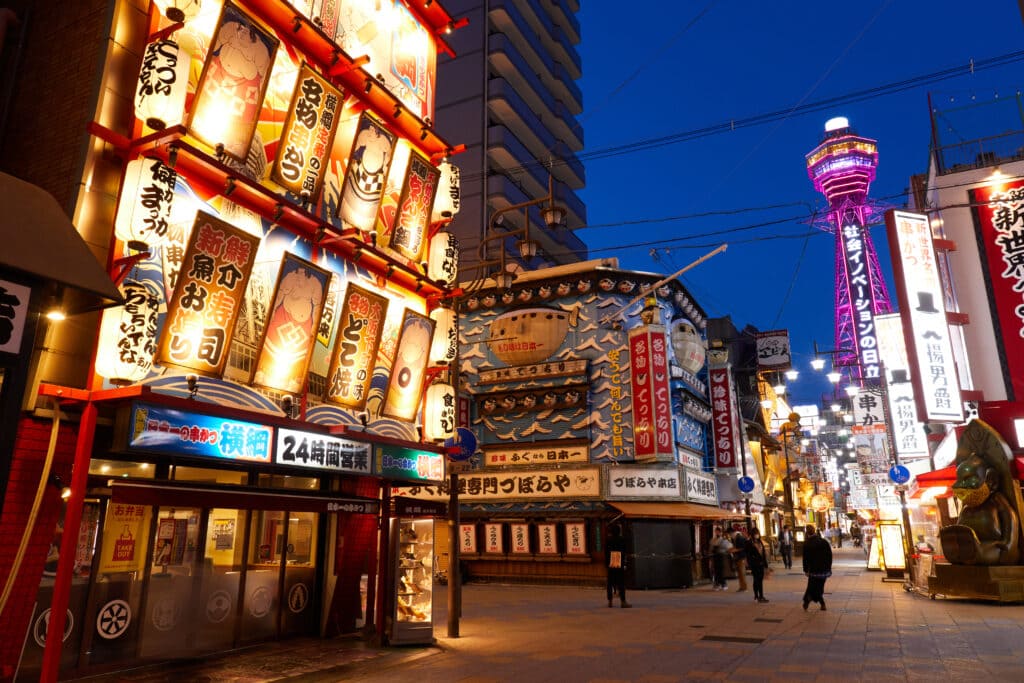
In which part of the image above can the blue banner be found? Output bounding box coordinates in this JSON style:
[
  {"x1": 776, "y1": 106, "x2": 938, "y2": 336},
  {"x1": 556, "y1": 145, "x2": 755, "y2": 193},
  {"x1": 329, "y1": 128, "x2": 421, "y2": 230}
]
[{"x1": 128, "y1": 402, "x2": 273, "y2": 462}]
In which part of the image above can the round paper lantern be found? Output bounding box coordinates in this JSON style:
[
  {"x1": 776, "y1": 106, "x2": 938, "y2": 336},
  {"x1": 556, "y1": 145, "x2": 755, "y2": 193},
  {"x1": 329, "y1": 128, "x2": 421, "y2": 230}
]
[
  {"x1": 135, "y1": 38, "x2": 190, "y2": 131},
  {"x1": 95, "y1": 279, "x2": 161, "y2": 384},
  {"x1": 429, "y1": 306, "x2": 458, "y2": 366},
  {"x1": 670, "y1": 318, "x2": 706, "y2": 374},
  {"x1": 115, "y1": 157, "x2": 177, "y2": 251},
  {"x1": 427, "y1": 230, "x2": 458, "y2": 286},
  {"x1": 431, "y1": 161, "x2": 461, "y2": 223},
  {"x1": 423, "y1": 382, "x2": 456, "y2": 441},
  {"x1": 153, "y1": 0, "x2": 202, "y2": 23},
  {"x1": 811, "y1": 494, "x2": 830, "y2": 512}
]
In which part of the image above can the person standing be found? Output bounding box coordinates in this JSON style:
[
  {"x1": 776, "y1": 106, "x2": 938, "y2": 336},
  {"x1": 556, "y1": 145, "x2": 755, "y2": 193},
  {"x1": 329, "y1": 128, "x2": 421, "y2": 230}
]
[
  {"x1": 802, "y1": 524, "x2": 833, "y2": 611},
  {"x1": 731, "y1": 525, "x2": 750, "y2": 592},
  {"x1": 747, "y1": 528, "x2": 771, "y2": 603},
  {"x1": 710, "y1": 526, "x2": 732, "y2": 590},
  {"x1": 606, "y1": 524, "x2": 631, "y2": 608},
  {"x1": 778, "y1": 524, "x2": 794, "y2": 569}
]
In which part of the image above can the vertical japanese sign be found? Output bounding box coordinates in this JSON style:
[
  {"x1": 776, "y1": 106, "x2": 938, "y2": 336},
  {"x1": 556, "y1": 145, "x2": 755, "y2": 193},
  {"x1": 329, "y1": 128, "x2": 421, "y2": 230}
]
[
  {"x1": 459, "y1": 523, "x2": 477, "y2": 554},
  {"x1": 484, "y1": 523, "x2": 503, "y2": 554},
  {"x1": 885, "y1": 210, "x2": 964, "y2": 422},
  {"x1": 324, "y1": 283, "x2": 388, "y2": 408},
  {"x1": 755, "y1": 330, "x2": 791, "y2": 370},
  {"x1": 382, "y1": 310, "x2": 435, "y2": 421},
  {"x1": 606, "y1": 347, "x2": 628, "y2": 459},
  {"x1": 564, "y1": 522, "x2": 587, "y2": 555},
  {"x1": 537, "y1": 524, "x2": 558, "y2": 555},
  {"x1": 840, "y1": 213, "x2": 881, "y2": 380},
  {"x1": 251, "y1": 254, "x2": 331, "y2": 394},
  {"x1": 0, "y1": 278, "x2": 31, "y2": 354},
  {"x1": 510, "y1": 524, "x2": 530, "y2": 554},
  {"x1": 157, "y1": 211, "x2": 258, "y2": 377},
  {"x1": 338, "y1": 113, "x2": 396, "y2": 231},
  {"x1": 875, "y1": 313, "x2": 928, "y2": 460},
  {"x1": 970, "y1": 179, "x2": 1024, "y2": 401},
  {"x1": 95, "y1": 279, "x2": 161, "y2": 383},
  {"x1": 628, "y1": 326, "x2": 673, "y2": 461},
  {"x1": 709, "y1": 366, "x2": 739, "y2": 470},
  {"x1": 386, "y1": 152, "x2": 440, "y2": 263},
  {"x1": 272, "y1": 63, "x2": 342, "y2": 201},
  {"x1": 98, "y1": 503, "x2": 151, "y2": 574},
  {"x1": 188, "y1": 2, "x2": 278, "y2": 162}
]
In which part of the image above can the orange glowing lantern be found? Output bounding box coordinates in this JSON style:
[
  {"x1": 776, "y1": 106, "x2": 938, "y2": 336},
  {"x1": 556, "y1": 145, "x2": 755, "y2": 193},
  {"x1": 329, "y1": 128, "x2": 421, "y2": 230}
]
[
  {"x1": 115, "y1": 157, "x2": 177, "y2": 252},
  {"x1": 431, "y1": 161, "x2": 461, "y2": 223},
  {"x1": 423, "y1": 382, "x2": 456, "y2": 442},
  {"x1": 95, "y1": 279, "x2": 161, "y2": 384},
  {"x1": 429, "y1": 306, "x2": 457, "y2": 366},
  {"x1": 153, "y1": 0, "x2": 202, "y2": 23},
  {"x1": 427, "y1": 230, "x2": 458, "y2": 286},
  {"x1": 135, "y1": 38, "x2": 190, "y2": 131}
]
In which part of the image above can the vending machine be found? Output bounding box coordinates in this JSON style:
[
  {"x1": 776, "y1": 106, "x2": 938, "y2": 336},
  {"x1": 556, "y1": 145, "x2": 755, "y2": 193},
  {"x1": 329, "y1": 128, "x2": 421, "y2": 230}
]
[{"x1": 388, "y1": 516, "x2": 435, "y2": 644}]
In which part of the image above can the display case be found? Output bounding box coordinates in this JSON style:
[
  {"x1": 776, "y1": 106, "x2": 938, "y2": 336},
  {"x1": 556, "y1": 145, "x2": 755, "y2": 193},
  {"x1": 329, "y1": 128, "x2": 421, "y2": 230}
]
[{"x1": 390, "y1": 518, "x2": 434, "y2": 644}]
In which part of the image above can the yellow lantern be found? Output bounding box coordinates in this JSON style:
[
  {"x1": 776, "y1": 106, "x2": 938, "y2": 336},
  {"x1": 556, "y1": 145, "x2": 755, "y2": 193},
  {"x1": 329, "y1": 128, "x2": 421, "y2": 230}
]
[
  {"x1": 427, "y1": 230, "x2": 458, "y2": 286},
  {"x1": 115, "y1": 157, "x2": 177, "y2": 251},
  {"x1": 153, "y1": 0, "x2": 202, "y2": 23},
  {"x1": 431, "y1": 161, "x2": 461, "y2": 223},
  {"x1": 95, "y1": 279, "x2": 161, "y2": 384},
  {"x1": 429, "y1": 306, "x2": 457, "y2": 366},
  {"x1": 423, "y1": 382, "x2": 456, "y2": 441},
  {"x1": 135, "y1": 38, "x2": 190, "y2": 131}
]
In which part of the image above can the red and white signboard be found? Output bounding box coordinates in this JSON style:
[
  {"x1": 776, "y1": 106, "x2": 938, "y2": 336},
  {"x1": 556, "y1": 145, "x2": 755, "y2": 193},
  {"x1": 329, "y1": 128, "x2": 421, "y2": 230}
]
[
  {"x1": 565, "y1": 522, "x2": 587, "y2": 555},
  {"x1": 709, "y1": 366, "x2": 740, "y2": 470},
  {"x1": 510, "y1": 523, "x2": 530, "y2": 554},
  {"x1": 885, "y1": 210, "x2": 964, "y2": 422},
  {"x1": 484, "y1": 523, "x2": 503, "y2": 554},
  {"x1": 537, "y1": 523, "x2": 558, "y2": 555},
  {"x1": 970, "y1": 179, "x2": 1024, "y2": 401},
  {"x1": 459, "y1": 523, "x2": 477, "y2": 554},
  {"x1": 629, "y1": 325, "x2": 673, "y2": 461}
]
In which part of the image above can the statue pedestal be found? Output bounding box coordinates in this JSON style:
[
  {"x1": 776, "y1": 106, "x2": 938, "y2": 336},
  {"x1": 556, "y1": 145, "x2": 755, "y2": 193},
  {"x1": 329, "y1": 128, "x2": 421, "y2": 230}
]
[{"x1": 928, "y1": 562, "x2": 1024, "y2": 602}]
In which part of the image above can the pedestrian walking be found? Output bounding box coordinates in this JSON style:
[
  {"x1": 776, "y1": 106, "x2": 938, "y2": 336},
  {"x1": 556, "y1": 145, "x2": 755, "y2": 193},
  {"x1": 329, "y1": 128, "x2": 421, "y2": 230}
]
[
  {"x1": 778, "y1": 524, "x2": 794, "y2": 569},
  {"x1": 802, "y1": 524, "x2": 833, "y2": 611},
  {"x1": 710, "y1": 526, "x2": 732, "y2": 590},
  {"x1": 606, "y1": 524, "x2": 631, "y2": 608},
  {"x1": 730, "y1": 525, "x2": 749, "y2": 592},
  {"x1": 747, "y1": 528, "x2": 771, "y2": 603}
]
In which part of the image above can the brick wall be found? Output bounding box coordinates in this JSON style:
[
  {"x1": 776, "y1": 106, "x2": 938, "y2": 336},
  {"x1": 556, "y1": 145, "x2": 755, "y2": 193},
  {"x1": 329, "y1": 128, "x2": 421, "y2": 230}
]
[{"x1": 0, "y1": 416, "x2": 79, "y2": 681}]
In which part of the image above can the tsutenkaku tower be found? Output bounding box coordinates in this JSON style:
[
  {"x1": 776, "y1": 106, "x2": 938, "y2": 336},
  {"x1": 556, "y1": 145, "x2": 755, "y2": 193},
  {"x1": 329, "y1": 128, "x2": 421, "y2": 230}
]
[{"x1": 805, "y1": 117, "x2": 893, "y2": 382}]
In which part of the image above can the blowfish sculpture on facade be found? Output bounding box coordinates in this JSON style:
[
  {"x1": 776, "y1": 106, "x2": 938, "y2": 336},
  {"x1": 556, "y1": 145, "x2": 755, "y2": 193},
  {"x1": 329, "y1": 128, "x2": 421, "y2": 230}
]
[{"x1": 939, "y1": 420, "x2": 1023, "y2": 565}]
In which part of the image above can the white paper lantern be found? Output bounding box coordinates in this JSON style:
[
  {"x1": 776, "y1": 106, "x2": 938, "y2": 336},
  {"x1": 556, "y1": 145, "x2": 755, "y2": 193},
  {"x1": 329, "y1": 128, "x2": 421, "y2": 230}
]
[
  {"x1": 431, "y1": 161, "x2": 461, "y2": 223},
  {"x1": 670, "y1": 319, "x2": 706, "y2": 375},
  {"x1": 153, "y1": 0, "x2": 202, "y2": 22},
  {"x1": 115, "y1": 157, "x2": 177, "y2": 251},
  {"x1": 429, "y1": 306, "x2": 458, "y2": 366},
  {"x1": 95, "y1": 279, "x2": 161, "y2": 384},
  {"x1": 135, "y1": 38, "x2": 190, "y2": 131},
  {"x1": 427, "y1": 231, "x2": 458, "y2": 286},
  {"x1": 423, "y1": 382, "x2": 456, "y2": 441}
]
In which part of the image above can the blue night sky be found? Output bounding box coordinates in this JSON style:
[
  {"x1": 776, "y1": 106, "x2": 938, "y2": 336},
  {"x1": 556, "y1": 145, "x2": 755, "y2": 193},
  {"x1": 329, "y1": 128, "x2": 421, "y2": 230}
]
[{"x1": 575, "y1": 1, "x2": 1024, "y2": 406}]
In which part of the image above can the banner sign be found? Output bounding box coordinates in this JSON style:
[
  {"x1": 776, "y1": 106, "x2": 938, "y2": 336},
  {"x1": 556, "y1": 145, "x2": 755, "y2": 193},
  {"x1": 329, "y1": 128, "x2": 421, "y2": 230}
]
[
  {"x1": 875, "y1": 313, "x2": 928, "y2": 460},
  {"x1": 709, "y1": 367, "x2": 740, "y2": 470},
  {"x1": 271, "y1": 62, "x2": 342, "y2": 201},
  {"x1": 510, "y1": 523, "x2": 530, "y2": 554},
  {"x1": 0, "y1": 278, "x2": 31, "y2": 354},
  {"x1": 482, "y1": 441, "x2": 589, "y2": 467},
  {"x1": 755, "y1": 330, "x2": 791, "y2": 370},
  {"x1": 127, "y1": 403, "x2": 273, "y2": 462},
  {"x1": 325, "y1": 283, "x2": 388, "y2": 408},
  {"x1": 628, "y1": 325, "x2": 673, "y2": 461},
  {"x1": 684, "y1": 468, "x2": 719, "y2": 505},
  {"x1": 885, "y1": 210, "x2": 964, "y2": 421},
  {"x1": 252, "y1": 253, "x2": 331, "y2": 394},
  {"x1": 970, "y1": 179, "x2": 1024, "y2": 401},
  {"x1": 338, "y1": 113, "x2": 396, "y2": 231},
  {"x1": 537, "y1": 523, "x2": 558, "y2": 554},
  {"x1": 855, "y1": 433, "x2": 891, "y2": 486},
  {"x1": 374, "y1": 444, "x2": 445, "y2": 483},
  {"x1": 840, "y1": 213, "x2": 882, "y2": 380},
  {"x1": 386, "y1": 151, "x2": 439, "y2": 263},
  {"x1": 477, "y1": 359, "x2": 589, "y2": 386},
  {"x1": 459, "y1": 523, "x2": 477, "y2": 554},
  {"x1": 851, "y1": 384, "x2": 887, "y2": 435},
  {"x1": 157, "y1": 211, "x2": 258, "y2": 377},
  {"x1": 393, "y1": 466, "x2": 602, "y2": 502},
  {"x1": 274, "y1": 427, "x2": 370, "y2": 474},
  {"x1": 565, "y1": 522, "x2": 587, "y2": 555},
  {"x1": 607, "y1": 465, "x2": 680, "y2": 499},
  {"x1": 484, "y1": 523, "x2": 504, "y2": 554},
  {"x1": 381, "y1": 309, "x2": 434, "y2": 421}
]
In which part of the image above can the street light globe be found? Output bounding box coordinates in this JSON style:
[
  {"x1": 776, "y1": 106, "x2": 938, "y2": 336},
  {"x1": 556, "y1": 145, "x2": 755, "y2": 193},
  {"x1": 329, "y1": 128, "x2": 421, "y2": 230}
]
[
  {"x1": 844, "y1": 385, "x2": 860, "y2": 397},
  {"x1": 811, "y1": 357, "x2": 826, "y2": 371},
  {"x1": 773, "y1": 383, "x2": 786, "y2": 395},
  {"x1": 784, "y1": 369, "x2": 799, "y2": 381},
  {"x1": 827, "y1": 371, "x2": 842, "y2": 383}
]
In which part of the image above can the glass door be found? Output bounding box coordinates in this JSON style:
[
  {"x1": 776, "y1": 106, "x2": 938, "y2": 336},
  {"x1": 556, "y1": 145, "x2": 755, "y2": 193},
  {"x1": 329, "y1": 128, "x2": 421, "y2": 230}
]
[
  {"x1": 281, "y1": 511, "x2": 319, "y2": 636},
  {"x1": 193, "y1": 508, "x2": 247, "y2": 652},
  {"x1": 139, "y1": 507, "x2": 202, "y2": 658},
  {"x1": 241, "y1": 510, "x2": 283, "y2": 642}
]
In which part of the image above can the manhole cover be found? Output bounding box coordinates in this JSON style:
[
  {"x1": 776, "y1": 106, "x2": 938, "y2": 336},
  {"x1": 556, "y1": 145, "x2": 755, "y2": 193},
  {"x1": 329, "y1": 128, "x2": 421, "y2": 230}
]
[
  {"x1": 701, "y1": 635, "x2": 765, "y2": 644},
  {"x1": 753, "y1": 618, "x2": 783, "y2": 623}
]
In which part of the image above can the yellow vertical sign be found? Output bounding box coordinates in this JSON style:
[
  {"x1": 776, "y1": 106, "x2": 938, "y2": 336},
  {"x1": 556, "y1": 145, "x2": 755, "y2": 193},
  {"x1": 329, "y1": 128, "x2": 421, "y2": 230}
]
[{"x1": 98, "y1": 503, "x2": 152, "y2": 574}]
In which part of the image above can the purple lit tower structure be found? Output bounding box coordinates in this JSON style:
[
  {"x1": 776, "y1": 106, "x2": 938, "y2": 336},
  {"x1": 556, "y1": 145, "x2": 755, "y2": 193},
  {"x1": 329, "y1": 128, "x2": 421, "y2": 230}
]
[{"x1": 805, "y1": 117, "x2": 893, "y2": 382}]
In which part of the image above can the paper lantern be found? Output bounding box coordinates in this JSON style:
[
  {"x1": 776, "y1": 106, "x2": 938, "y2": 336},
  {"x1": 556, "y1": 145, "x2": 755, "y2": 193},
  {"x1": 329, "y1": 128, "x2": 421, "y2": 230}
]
[
  {"x1": 427, "y1": 230, "x2": 458, "y2": 286},
  {"x1": 670, "y1": 318, "x2": 706, "y2": 374},
  {"x1": 429, "y1": 306, "x2": 457, "y2": 366},
  {"x1": 95, "y1": 279, "x2": 161, "y2": 384},
  {"x1": 423, "y1": 382, "x2": 456, "y2": 441},
  {"x1": 115, "y1": 157, "x2": 177, "y2": 251},
  {"x1": 153, "y1": 0, "x2": 202, "y2": 23},
  {"x1": 135, "y1": 38, "x2": 189, "y2": 131},
  {"x1": 431, "y1": 161, "x2": 461, "y2": 222}
]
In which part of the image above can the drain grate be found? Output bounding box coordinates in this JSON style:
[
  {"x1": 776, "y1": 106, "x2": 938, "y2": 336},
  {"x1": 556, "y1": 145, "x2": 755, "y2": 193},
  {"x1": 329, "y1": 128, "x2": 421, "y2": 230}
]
[
  {"x1": 753, "y1": 618, "x2": 783, "y2": 623},
  {"x1": 701, "y1": 635, "x2": 765, "y2": 644}
]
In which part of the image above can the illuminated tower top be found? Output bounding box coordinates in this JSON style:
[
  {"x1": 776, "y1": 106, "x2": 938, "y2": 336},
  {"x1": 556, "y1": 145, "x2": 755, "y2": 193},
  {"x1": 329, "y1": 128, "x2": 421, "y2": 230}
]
[{"x1": 805, "y1": 117, "x2": 878, "y2": 208}]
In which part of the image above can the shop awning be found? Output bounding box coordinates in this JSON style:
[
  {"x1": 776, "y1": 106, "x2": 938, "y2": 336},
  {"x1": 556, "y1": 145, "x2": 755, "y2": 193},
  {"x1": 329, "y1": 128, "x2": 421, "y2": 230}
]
[
  {"x1": 0, "y1": 171, "x2": 121, "y2": 310},
  {"x1": 609, "y1": 501, "x2": 743, "y2": 520},
  {"x1": 909, "y1": 465, "x2": 957, "y2": 500}
]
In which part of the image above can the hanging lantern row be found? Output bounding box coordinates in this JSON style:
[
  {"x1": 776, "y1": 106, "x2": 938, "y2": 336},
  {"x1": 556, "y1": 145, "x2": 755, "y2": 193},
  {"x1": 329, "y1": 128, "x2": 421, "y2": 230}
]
[
  {"x1": 95, "y1": 279, "x2": 162, "y2": 384},
  {"x1": 135, "y1": 38, "x2": 190, "y2": 132},
  {"x1": 427, "y1": 230, "x2": 458, "y2": 287},
  {"x1": 115, "y1": 156, "x2": 177, "y2": 252},
  {"x1": 429, "y1": 306, "x2": 458, "y2": 366},
  {"x1": 431, "y1": 161, "x2": 461, "y2": 223},
  {"x1": 423, "y1": 381, "x2": 456, "y2": 442}
]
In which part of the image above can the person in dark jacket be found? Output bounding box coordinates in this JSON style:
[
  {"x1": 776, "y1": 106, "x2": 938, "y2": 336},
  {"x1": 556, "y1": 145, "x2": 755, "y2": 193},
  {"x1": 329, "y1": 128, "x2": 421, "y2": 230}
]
[
  {"x1": 730, "y1": 525, "x2": 749, "y2": 592},
  {"x1": 606, "y1": 524, "x2": 631, "y2": 608},
  {"x1": 802, "y1": 524, "x2": 833, "y2": 611},
  {"x1": 747, "y1": 528, "x2": 772, "y2": 602}
]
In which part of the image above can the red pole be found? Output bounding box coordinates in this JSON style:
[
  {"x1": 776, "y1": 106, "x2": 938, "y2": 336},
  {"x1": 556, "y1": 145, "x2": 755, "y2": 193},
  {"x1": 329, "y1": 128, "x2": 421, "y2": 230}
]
[{"x1": 40, "y1": 400, "x2": 97, "y2": 682}]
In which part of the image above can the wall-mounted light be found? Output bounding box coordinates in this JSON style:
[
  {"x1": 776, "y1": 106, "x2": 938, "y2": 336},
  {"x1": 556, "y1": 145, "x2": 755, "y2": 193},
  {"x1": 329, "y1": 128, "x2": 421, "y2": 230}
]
[
  {"x1": 48, "y1": 473, "x2": 72, "y2": 500},
  {"x1": 540, "y1": 204, "x2": 566, "y2": 229},
  {"x1": 394, "y1": 103, "x2": 403, "y2": 118},
  {"x1": 517, "y1": 238, "x2": 538, "y2": 260},
  {"x1": 281, "y1": 394, "x2": 296, "y2": 419},
  {"x1": 420, "y1": 126, "x2": 429, "y2": 141},
  {"x1": 186, "y1": 373, "x2": 199, "y2": 399},
  {"x1": 364, "y1": 78, "x2": 373, "y2": 93}
]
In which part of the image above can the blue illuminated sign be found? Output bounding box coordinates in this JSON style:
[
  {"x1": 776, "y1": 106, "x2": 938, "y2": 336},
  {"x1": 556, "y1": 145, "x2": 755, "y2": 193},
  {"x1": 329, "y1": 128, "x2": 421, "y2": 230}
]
[{"x1": 128, "y1": 403, "x2": 273, "y2": 462}]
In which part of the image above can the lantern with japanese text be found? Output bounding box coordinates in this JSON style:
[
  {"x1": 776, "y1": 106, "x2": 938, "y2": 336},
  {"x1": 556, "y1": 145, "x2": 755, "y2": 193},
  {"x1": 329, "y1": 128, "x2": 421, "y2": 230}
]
[
  {"x1": 427, "y1": 230, "x2": 458, "y2": 286},
  {"x1": 135, "y1": 38, "x2": 189, "y2": 131},
  {"x1": 431, "y1": 161, "x2": 461, "y2": 222},
  {"x1": 670, "y1": 318, "x2": 706, "y2": 375},
  {"x1": 95, "y1": 279, "x2": 161, "y2": 384},
  {"x1": 153, "y1": 0, "x2": 202, "y2": 22},
  {"x1": 423, "y1": 382, "x2": 456, "y2": 441},
  {"x1": 115, "y1": 157, "x2": 177, "y2": 251},
  {"x1": 429, "y1": 305, "x2": 457, "y2": 366}
]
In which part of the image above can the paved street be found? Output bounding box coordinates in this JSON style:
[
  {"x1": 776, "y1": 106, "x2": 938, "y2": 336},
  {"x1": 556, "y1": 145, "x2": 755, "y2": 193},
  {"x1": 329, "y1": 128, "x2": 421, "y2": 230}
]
[{"x1": 82, "y1": 546, "x2": 1024, "y2": 682}]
